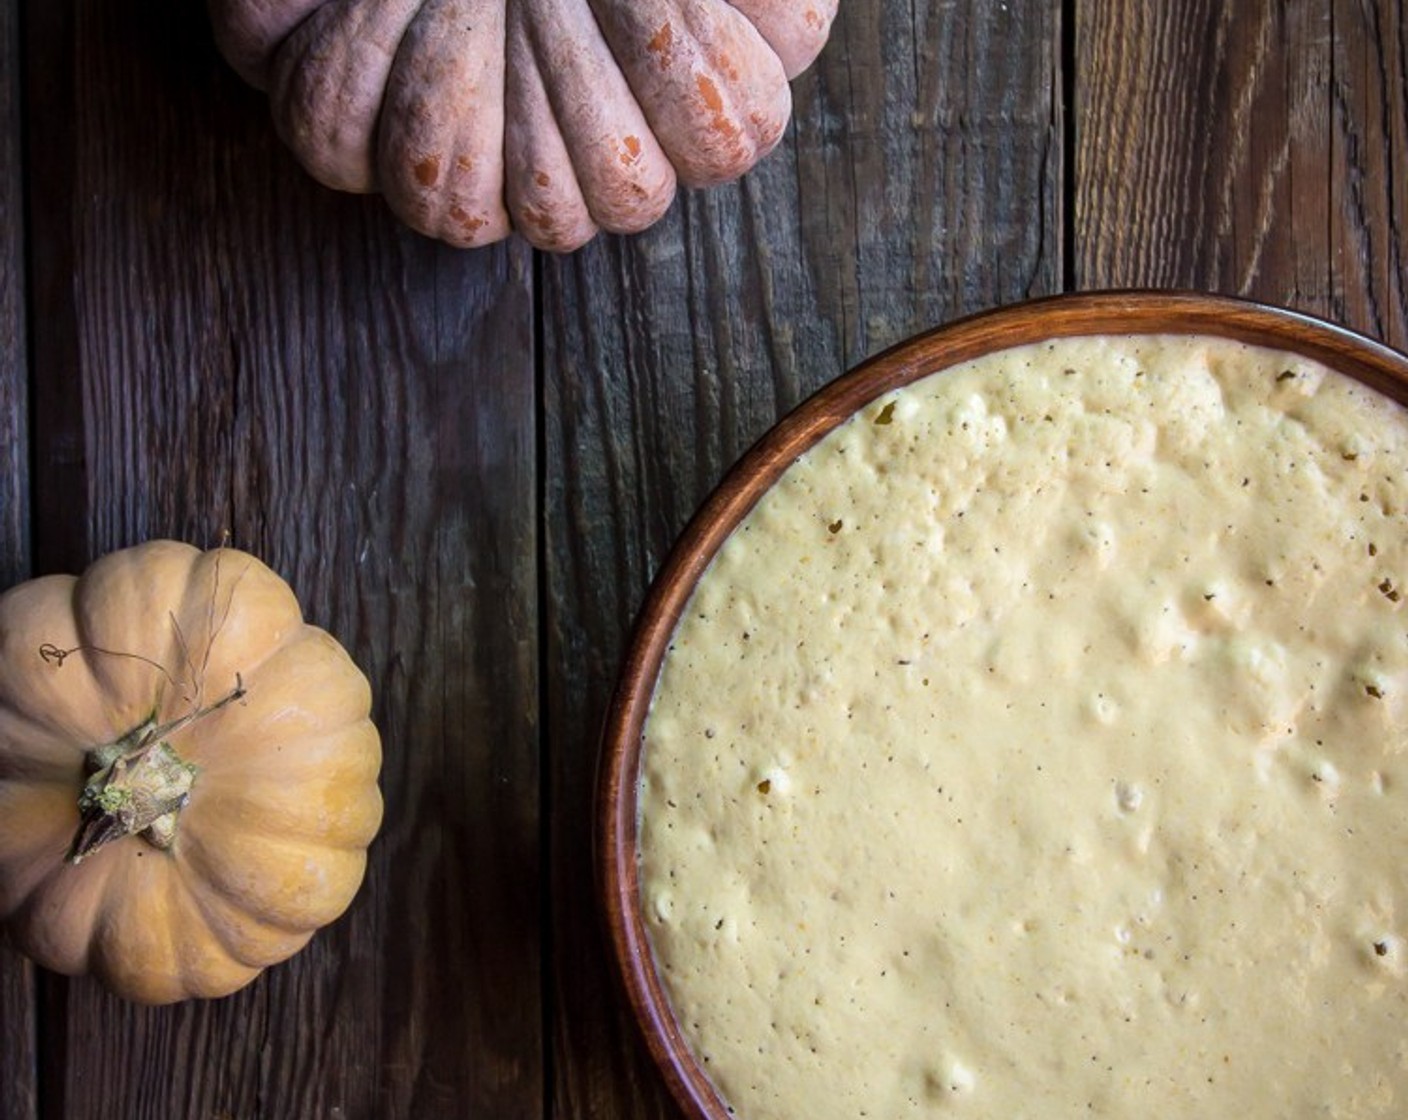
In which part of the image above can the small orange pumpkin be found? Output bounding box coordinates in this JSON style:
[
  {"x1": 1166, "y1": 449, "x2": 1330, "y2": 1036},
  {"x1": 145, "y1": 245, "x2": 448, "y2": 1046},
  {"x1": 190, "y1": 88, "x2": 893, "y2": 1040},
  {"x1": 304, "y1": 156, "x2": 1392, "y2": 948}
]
[
  {"x1": 0, "y1": 541, "x2": 382, "y2": 1004},
  {"x1": 207, "y1": 0, "x2": 839, "y2": 250}
]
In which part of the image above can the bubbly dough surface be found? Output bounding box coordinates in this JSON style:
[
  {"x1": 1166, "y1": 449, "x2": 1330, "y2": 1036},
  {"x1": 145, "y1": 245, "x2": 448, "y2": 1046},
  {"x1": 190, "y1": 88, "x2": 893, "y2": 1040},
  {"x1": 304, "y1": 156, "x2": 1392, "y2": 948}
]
[{"x1": 638, "y1": 335, "x2": 1408, "y2": 1119}]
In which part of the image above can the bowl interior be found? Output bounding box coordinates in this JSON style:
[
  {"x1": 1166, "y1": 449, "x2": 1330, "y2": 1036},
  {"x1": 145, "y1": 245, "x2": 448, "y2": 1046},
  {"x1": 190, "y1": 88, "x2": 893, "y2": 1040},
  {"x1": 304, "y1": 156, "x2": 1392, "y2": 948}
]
[{"x1": 596, "y1": 290, "x2": 1408, "y2": 1120}]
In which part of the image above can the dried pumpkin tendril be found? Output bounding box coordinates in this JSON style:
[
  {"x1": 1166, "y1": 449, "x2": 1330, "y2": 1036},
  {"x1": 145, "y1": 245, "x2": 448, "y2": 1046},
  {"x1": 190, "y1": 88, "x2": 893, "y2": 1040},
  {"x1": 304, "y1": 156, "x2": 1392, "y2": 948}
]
[{"x1": 38, "y1": 642, "x2": 188, "y2": 696}]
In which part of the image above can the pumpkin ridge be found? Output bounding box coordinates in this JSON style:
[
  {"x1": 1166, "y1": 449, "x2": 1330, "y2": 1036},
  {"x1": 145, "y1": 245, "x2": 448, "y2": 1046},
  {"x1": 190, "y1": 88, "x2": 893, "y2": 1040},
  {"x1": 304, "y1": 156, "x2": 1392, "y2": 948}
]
[
  {"x1": 186, "y1": 720, "x2": 383, "y2": 849},
  {"x1": 723, "y1": 0, "x2": 838, "y2": 78},
  {"x1": 583, "y1": 0, "x2": 791, "y2": 188},
  {"x1": 207, "y1": 0, "x2": 330, "y2": 88},
  {"x1": 87, "y1": 850, "x2": 184, "y2": 1003},
  {"x1": 6, "y1": 848, "x2": 107, "y2": 977},
  {"x1": 166, "y1": 627, "x2": 373, "y2": 771},
  {"x1": 378, "y1": 0, "x2": 511, "y2": 247},
  {"x1": 269, "y1": 0, "x2": 424, "y2": 193},
  {"x1": 160, "y1": 545, "x2": 312, "y2": 722},
  {"x1": 0, "y1": 574, "x2": 122, "y2": 746},
  {"x1": 177, "y1": 817, "x2": 371, "y2": 932},
  {"x1": 90, "y1": 849, "x2": 262, "y2": 1005},
  {"x1": 509, "y1": 0, "x2": 676, "y2": 241},
  {"x1": 70, "y1": 542, "x2": 214, "y2": 735},
  {"x1": 0, "y1": 779, "x2": 75, "y2": 920},
  {"x1": 0, "y1": 707, "x2": 86, "y2": 782},
  {"x1": 174, "y1": 855, "x2": 315, "y2": 970},
  {"x1": 153, "y1": 617, "x2": 317, "y2": 731},
  {"x1": 503, "y1": 24, "x2": 598, "y2": 251},
  {"x1": 211, "y1": 0, "x2": 835, "y2": 247}
]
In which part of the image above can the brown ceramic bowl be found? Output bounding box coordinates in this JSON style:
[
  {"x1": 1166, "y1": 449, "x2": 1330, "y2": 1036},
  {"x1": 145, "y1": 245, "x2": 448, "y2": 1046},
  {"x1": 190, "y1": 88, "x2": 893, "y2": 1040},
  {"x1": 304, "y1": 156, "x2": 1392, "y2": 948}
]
[{"x1": 596, "y1": 290, "x2": 1408, "y2": 1120}]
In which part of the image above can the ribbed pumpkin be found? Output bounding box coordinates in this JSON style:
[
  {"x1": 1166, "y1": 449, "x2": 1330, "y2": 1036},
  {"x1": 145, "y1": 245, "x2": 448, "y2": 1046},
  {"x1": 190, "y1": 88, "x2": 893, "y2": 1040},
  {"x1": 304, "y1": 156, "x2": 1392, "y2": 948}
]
[
  {"x1": 0, "y1": 541, "x2": 382, "y2": 1004},
  {"x1": 207, "y1": 0, "x2": 839, "y2": 250}
]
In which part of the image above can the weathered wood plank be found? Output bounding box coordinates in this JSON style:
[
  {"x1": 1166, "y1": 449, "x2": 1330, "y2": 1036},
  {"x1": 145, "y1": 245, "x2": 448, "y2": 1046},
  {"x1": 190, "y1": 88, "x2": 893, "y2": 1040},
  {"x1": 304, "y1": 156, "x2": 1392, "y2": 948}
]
[
  {"x1": 0, "y1": 5, "x2": 27, "y2": 583},
  {"x1": 24, "y1": 0, "x2": 86, "y2": 577},
  {"x1": 1329, "y1": 0, "x2": 1408, "y2": 347},
  {"x1": 1075, "y1": 0, "x2": 1408, "y2": 347},
  {"x1": 23, "y1": 1, "x2": 540, "y2": 1117},
  {"x1": 0, "y1": 0, "x2": 37, "y2": 1114},
  {"x1": 543, "y1": 2, "x2": 1062, "y2": 1115}
]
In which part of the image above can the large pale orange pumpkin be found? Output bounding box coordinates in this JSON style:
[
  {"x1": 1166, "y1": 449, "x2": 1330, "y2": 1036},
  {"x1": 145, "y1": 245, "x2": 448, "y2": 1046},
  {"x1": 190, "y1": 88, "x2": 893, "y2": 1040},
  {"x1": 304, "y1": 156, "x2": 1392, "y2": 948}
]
[
  {"x1": 207, "y1": 0, "x2": 839, "y2": 250},
  {"x1": 0, "y1": 541, "x2": 382, "y2": 1004}
]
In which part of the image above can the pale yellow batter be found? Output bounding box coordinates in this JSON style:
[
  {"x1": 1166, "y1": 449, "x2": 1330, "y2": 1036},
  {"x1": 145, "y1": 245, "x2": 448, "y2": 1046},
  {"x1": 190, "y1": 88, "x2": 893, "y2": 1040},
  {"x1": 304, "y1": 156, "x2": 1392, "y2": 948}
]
[{"x1": 637, "y1": 335, "x2": 1408, "y2": 1118}]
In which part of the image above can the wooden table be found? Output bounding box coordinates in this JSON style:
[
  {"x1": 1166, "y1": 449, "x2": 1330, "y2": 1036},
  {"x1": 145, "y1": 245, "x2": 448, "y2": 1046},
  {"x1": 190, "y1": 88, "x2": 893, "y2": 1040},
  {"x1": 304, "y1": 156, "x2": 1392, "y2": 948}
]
[{"x1": 1, "y1": 2, "x2": 1403, "y2": 1117}]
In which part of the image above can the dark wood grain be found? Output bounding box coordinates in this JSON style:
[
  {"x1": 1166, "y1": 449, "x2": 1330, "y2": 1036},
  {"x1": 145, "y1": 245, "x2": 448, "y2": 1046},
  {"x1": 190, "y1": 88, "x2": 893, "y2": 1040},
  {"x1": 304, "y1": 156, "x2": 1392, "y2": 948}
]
[
  {"x1": 22, "y1": 1, "x2": 540, "y2": 1117},
  {"x1": 23, "y1": 0, "x2": 85, "y2": 577},
  {"x1": 1329, "y1": 0, "x2": 1408, "y2": 348},
  {"x1": 543, "y1": 2, "x2": 1062, "y2": 1115},
  {"x1": 11, "y1": 0, "x2": 1408, "y2": 1116},
  {"x1": 0, "y1": 0, "x2": 37, "y2": 1114},
  {"x1": 0, "y1": 1, "x2": 26, "y2": 584},
  {"x1": 1075, "y1": 0, "x2": 1408, "y2": 347},
  {"x1": 1076, "y1": 2, "x2": 1321, "y2": 297}
]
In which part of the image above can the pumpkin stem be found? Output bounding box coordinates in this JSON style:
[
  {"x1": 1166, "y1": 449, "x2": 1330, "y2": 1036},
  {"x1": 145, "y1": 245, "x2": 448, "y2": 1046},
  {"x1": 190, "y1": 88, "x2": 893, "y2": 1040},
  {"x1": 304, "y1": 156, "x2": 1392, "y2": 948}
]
[{"x1": 67, "y1": 676, "x2": 247, "y2": 865}]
